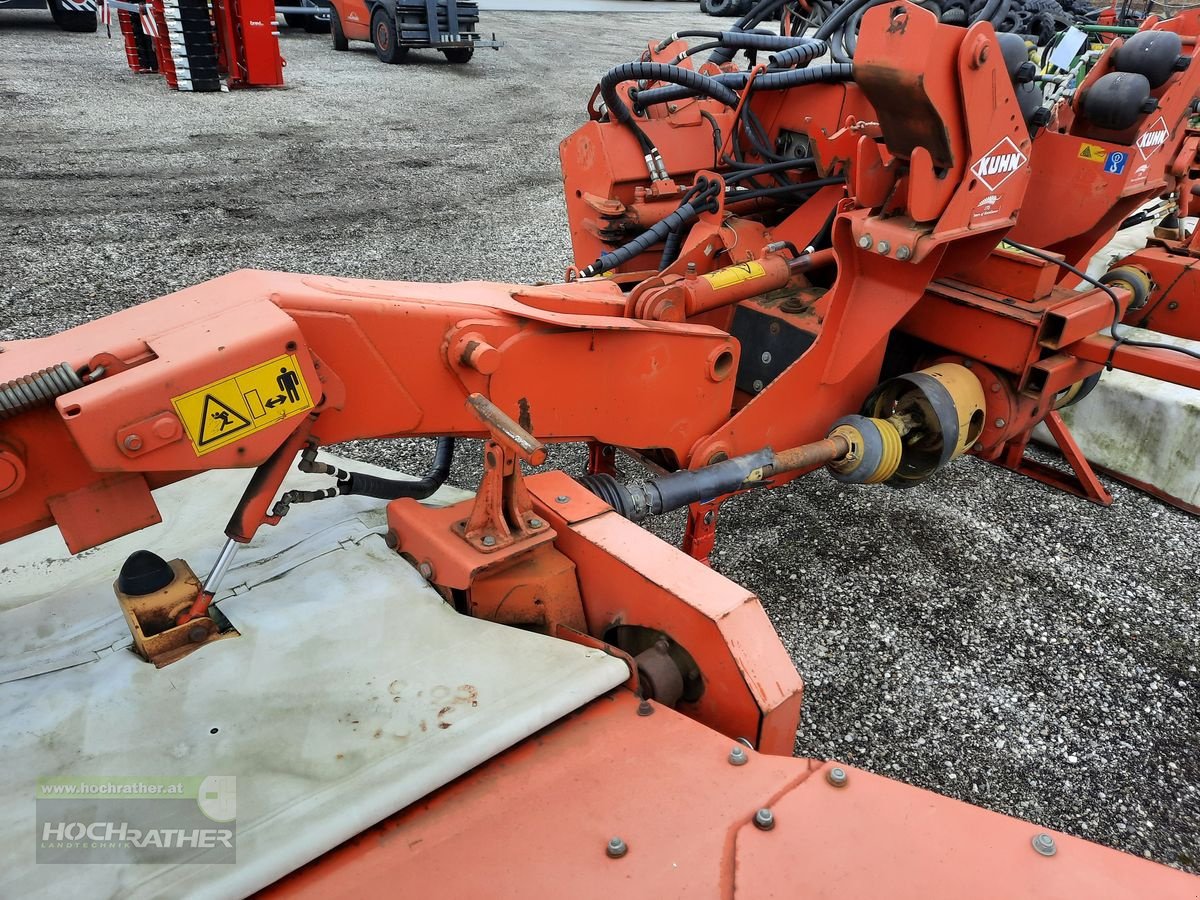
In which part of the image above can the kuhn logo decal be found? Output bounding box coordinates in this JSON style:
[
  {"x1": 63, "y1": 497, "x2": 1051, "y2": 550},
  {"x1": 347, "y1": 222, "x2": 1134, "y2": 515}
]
[
  {"x1": 1136, "y1": 116, "x2": 1170, "y2": 159},
  {"x1": 970, "y1": 137, "x2": 1028, "y2": 191}
]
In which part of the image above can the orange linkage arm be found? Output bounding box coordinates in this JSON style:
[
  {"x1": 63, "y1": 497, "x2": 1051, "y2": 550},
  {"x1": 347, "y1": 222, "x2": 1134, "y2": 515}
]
[{"x1": 0, "y1": 270, "x2": 739, "y2": 553}]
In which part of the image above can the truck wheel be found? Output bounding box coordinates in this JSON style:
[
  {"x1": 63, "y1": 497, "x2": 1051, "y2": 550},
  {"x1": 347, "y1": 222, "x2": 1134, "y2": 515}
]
[
  {"x1": 48, "y1": 0, "x2": 97, "y2": 32},
  {"x1": 700, "y1": 0, "x2": 736, "y2": 15},
  {"x1": 442, "y1": 46, "x2": 473, "y2": 64},
  {"x1": 371, "y1": 7, "x2": 406, "y2": 64},
  {"x1": 330, "y1": 10, "x2": 348, "y2": 50}
]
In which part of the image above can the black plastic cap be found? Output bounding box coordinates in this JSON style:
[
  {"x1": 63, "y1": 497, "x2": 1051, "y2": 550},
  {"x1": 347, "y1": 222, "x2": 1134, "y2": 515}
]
[{"x1": 117, "y1": 550, "x2": 175, "y2": 596}]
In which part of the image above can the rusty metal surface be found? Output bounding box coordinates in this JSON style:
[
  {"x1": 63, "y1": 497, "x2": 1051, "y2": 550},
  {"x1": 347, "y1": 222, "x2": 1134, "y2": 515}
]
[{"x1": 115, "y1": 557, "x2": 235, "y2": 667}]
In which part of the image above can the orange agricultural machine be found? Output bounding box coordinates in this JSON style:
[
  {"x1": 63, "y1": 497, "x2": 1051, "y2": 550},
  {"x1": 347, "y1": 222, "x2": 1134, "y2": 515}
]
[{"x1": 3, "y1": 2, "x2": 1200, "y2": 895}]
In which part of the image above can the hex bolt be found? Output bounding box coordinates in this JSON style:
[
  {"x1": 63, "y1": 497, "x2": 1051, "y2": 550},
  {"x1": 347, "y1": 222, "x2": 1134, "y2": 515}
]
[
  {"x1": 529, "y1": 518, "x2": 543, "y2": 529},
  {"x1": 1032, "y1": 833, "x2": 1057, "y2": 857},
  {"x1": 481, "y1": 535, "x2": 496, "y2": 547},
  {"x1": 606, "y1": 837, "x2": 628, "y2": 859},
  {"x1": 123, "y1": 434, "x2": 144, "y2": 452},
  {"x1": 877, "y1": 240, "x2": 891, "y2": 255},
  {"x1": 555, "y1": 495, "x2": 570, "y2": 504},
  {"x1": 637, "y1": 700, "x2": 654, "y2": 717},
  {"x1": 686, "y1": 262, "x2": 697, "y2": 275},
  {"x1": 990, "y1": 383, "x2": 1001, "y2": 393},
  {"x1": 858, "y1": 234, "x2": 873, "y2": 249},
  {"x1": 760, "y1": 351, "x2": 772, "y2": 364},
  {"x1": 1168, "y1": 301, "x2": 1179, "y2": 310},
  {"x1": 995, "y1": 418, "x2": 1007, "y2": 428},
  {"x1": 703, "y1": 510, "x2": 715, "y2": 526},
  {"x1": 418, "y1": 562, "x2": 434, "y2": 579},
  {"x1": 753, "y1": 808, "x2": 775, "y2": 831},
  {"x1": 827, "y1": 766, "x2": 849, "y2": 787},
  {"x1": 896, "y1": 245, "x2": 912, "y2": 260},
  {"x1": 752, "y1": 379, "x2": 764, "y2": 392},
  {"x1": 729, "y1": 746, "x2": 748, "y2": 766}
]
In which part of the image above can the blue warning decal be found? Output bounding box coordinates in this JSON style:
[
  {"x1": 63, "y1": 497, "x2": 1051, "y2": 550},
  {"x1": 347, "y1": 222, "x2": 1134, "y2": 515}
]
[{"x1": 1104, "y1": 151, "x2": 1129, "y2": 175}]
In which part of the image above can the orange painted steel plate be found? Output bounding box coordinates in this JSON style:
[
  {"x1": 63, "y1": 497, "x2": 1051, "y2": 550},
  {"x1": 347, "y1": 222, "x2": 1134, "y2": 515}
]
[{"x1": 268, "y1": 691, "x2": 1196, "y2": 899}]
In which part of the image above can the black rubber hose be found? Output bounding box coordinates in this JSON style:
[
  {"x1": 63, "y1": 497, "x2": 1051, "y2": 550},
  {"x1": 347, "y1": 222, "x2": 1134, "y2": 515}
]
[
  {"x1": 768, "y1": 38, "x2": 828, "y2": 68},
  {"x1": 339, "y1": 438, "x2": 455, "y2": 500},
  {"x1": 601, "y1": 62, "x2": 740, "y2": 127},
  {"x1": 582, "y1": 196, "x2": 715, "y2": 278},
  {"x1": 635, "y1": 63, "x2": 854, "y2": 110},
  {"x1": 713, "y1": 30, "x2": 823, "y2": 51}
]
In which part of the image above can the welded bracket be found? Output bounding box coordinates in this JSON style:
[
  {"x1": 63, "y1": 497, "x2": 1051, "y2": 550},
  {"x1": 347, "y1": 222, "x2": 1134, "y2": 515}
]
[
  {"x1": 1000, "y1": 410, "x2": 1113, "y2": 506},
  {"x1": 454, "y1": 394, "x2": 550, "y2": 552}
]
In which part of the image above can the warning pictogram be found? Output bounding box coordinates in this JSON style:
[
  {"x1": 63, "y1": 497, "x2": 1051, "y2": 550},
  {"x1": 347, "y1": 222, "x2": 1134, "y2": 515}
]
[
  {"x1": 197, "y1": 394, "x2": 252, "y2": 446},
  {"x1": 172, "y1": 353, "x2": 314, "y2": 456}
]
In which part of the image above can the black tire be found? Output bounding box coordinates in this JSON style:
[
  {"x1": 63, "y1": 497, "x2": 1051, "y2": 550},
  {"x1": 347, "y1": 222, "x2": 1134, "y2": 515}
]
[
  {"x1": 48, "y1": 0, "x2": 97, "y2": 32},
  {"x1": 442, "y1": 46, "x2": 473, "y2": 64},
  {"x1": 371, "y1": 7, "x2": 406, "y2": 63},
  {"x1": 330, "y1": 9, "x2": 348, "y2": 50},
  {"x1": 700, "y1": 0, "x2": 737, "y2": 15}
]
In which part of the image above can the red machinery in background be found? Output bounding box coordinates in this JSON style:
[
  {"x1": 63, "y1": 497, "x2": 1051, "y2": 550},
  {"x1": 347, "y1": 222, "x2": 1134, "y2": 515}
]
[
  {"x1": 3, "y1": 4, "x2": 1200, "y2": 894},
  {"x1": 112, "y1": 0, "x2": 283, "y2": 90}
]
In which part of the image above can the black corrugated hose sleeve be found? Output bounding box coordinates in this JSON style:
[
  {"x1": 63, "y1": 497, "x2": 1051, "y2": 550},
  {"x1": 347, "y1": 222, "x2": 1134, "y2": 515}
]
[
  {"x1": 339, "y1": 438, "x2": 455, "y2": 500},
  {"x1": 583, "y1": 197, "x2": 714, "y2": 278},
  {"x1": 635, "y1": 64, "x2": 854, "y2": 110},
  {"x1": 601, "y1": 62, "x2": 740, "y2": 126}
]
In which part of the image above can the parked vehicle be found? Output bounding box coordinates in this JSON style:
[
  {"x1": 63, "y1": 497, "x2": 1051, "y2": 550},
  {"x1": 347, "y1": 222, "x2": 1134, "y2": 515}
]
[
  {"x1": 328, "y1": 0, "x2": 498, "y2": 64},
  {"x1": 1, "y1": 0, "x2": 97, "y2": 31}
]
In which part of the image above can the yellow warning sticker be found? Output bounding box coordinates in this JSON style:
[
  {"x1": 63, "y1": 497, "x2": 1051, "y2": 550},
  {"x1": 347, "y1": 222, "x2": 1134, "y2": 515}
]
[
  {"x1": 1078, "y1": 142, "x2": 1109, "y2": 163},
  {"x1": 172, "y1": 354, "x2": 314, "y2": 456},
  {"x1": 702, "y1": 261, "x2": 767, "y2": 291}
]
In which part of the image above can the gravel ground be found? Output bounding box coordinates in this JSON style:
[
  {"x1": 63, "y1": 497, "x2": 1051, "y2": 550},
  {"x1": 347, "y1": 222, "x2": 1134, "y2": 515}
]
[{"x1": 2, "y1": 6, "x2": 1198, "y2": 873}]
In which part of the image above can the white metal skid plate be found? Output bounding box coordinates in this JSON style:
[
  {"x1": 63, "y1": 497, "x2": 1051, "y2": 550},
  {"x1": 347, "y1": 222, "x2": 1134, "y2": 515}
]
[{"x1": 0, "y1": 456, "x2": 628, "y2": 899}]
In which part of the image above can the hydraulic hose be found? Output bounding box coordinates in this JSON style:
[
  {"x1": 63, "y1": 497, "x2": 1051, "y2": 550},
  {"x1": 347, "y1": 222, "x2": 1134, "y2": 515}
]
[
  {"x1": 338, "y1": 438, "x2": 455, "y2": 501},
  {"x1": 768, "y1": 38, "x2": 829, "y2": 68},
  {"x1": 635, "y1": 63, "x2": 854, "y2": 111},
  {"x1": 582, "y1": 191, "x2": 718, "y2": 278},
  {"x1": 601, "y1": 62, "x2": 740, "y2": 127}
]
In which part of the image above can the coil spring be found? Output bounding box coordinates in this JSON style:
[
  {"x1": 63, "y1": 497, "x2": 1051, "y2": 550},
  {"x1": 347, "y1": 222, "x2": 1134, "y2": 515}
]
[{"x1": 0, "y1": 363, "x2": 84, "y2": 420}]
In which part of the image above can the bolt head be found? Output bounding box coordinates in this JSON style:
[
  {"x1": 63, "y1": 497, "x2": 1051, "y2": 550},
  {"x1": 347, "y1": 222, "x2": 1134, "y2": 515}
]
[
  {"x1": 123, "y1": 434, "x2": 144, "y2": 452},
  {"x1": 995, "y1": 418, "x2": 1007, "y2": 428},
  {"x1": 752, "y1": 379, "x2": 764, "y2": 392},
  {"x1": 990, "y1": 383, "x2": 1001, "y2": 393},
  {"x1": 877, "y1": 240, "x2": 890, "y2": 254},
  {"x1": 481, "y1": 535, "x2": 496, "y2": 547},
  {"x1": 760, "y1": 351, "x2": 772, "y2": 364},
  {"x1": 1032, "y1": 833, "x2": 1057, "y2": 857},
  {"x1": 637, "y1": 700, "x2": 654, "y2": 717},
  {"x1": 827, "y1": 766, "x2": 848, "y2": 787},
  {"x1": 896, "y1": 245, "x2": 912, "y2": 260},
  {"x1": 555, "y1": 495, "x2": 570, "y2": 504},
  {"x1": 858, "y1": 234, "x2": 873, "y2": 249},
  {"x1": 606, "y1": 836, "x2": 628, "y2": 858},
  {"x1": 528, "y1": 518, "x2": 543, "y2": 529},
  {"x1": 753, "y1": 807, "x2": 775, "y2": 830},
  {"x1": 729, "y1": 746, "x2": 748, "y2": 766},
  {"x1": 418, "y1": 562, "x2": 434, "y2": 579},
  {"x1": 703, "y1": 510, "x2": 714, "y2": 525}
]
